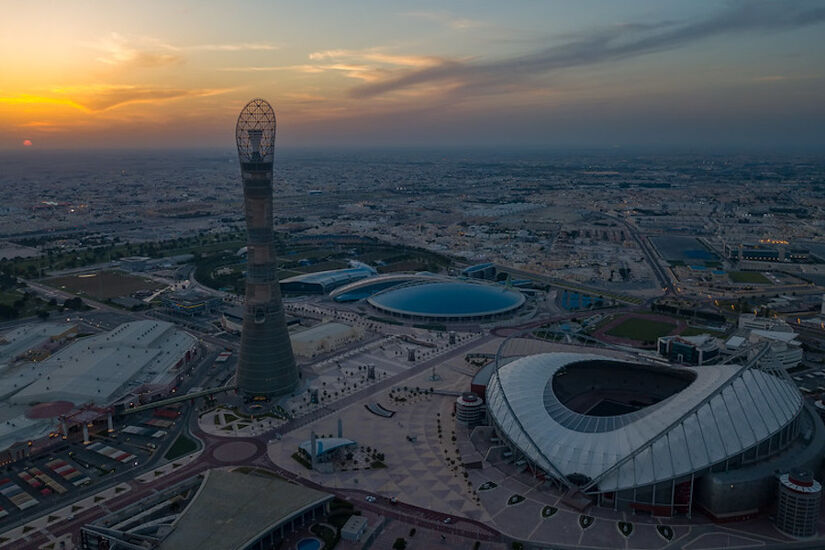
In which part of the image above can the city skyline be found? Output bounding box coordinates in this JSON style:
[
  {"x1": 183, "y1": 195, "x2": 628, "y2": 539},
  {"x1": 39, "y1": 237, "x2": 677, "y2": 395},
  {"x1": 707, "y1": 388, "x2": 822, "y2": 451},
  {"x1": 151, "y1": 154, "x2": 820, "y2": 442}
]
[{"x1": 2, "y1": 0, "x2": 825, "y2": 150}]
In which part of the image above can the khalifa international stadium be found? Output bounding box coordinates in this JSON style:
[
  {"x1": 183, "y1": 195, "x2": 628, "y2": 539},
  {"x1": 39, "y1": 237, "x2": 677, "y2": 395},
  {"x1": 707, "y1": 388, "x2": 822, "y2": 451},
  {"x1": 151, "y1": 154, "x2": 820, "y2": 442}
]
[{"x1": 484, "y1": 348, "x2": 825, "y2": 519}]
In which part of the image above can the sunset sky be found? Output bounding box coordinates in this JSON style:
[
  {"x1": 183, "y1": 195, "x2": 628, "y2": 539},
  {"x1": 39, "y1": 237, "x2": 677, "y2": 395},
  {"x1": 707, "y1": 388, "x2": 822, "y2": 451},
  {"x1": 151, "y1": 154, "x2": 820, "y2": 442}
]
[{"x1": 2, "y1": 0, "x2": 824, "y2": 149}]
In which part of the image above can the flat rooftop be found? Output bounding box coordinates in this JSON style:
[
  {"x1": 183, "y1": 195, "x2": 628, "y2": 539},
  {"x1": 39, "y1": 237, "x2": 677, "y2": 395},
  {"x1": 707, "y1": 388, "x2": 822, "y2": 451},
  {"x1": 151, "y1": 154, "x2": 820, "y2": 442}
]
[
  {"x1": 292, "y1": 322, "x2": 356, "y2": 343},
  {"x1": 160, "y1": 470, "x2": 332, "y2": 550},
  {"x1": 8, "y1": 320, "x2": 196, "y2": 406},
  {"x1": 0, "y1": 322, "x2": 76, "y2": 366}
]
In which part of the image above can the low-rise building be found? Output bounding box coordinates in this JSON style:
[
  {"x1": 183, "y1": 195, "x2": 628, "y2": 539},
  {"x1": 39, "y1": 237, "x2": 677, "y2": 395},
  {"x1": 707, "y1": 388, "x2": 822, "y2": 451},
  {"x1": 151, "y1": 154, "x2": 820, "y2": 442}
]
[
  {"x1": 776, "y1": 471, "x2": 822, "y2": 538},
  {"x1": 749, "y1": 330, "x2": 803, "y2": 370},
  {"x1": 280, "y1": 263, "x2": 377, "y2": 295},
  {"x1": 657, "y1": 334, "x2": 722, "y2": 366},
  {"x1": 462, "y1": 262, "x2": 497, "y2": 280},
  {"x1": 82, "y1": 470, "x2": 334, "y2": 550},
  {"x1": 726, "y1": 328, "x2": 803, "y2": 371},
  {"x1": 455, "y1": 392, "x2": 486, "y2": 425},
  {"x1": 341, "y1": 515, "x2": 368, "y2": 541},
  {"x1": 162, "y1": 289, "x2": 221, "y2": 316},
  {"x1": 291, "y1": 322, "x2": 363, "y2": 358},
  {"x1": 738, "y1": 313, "x2": 793, "y2": 332}
]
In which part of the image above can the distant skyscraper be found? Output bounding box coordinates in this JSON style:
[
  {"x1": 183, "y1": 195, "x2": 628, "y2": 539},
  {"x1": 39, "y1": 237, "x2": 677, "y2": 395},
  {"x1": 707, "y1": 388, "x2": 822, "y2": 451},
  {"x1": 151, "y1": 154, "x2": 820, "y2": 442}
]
[{"x1": 235, "y1": 98, "x2": 298, "y2": 398}]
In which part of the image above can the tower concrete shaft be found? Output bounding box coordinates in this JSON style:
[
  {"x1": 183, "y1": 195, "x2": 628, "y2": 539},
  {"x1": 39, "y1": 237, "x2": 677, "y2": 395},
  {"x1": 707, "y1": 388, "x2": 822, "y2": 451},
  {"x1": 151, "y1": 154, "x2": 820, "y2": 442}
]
[{"x1": 235, "y1": 98, "x2": 298, "y2": 398}]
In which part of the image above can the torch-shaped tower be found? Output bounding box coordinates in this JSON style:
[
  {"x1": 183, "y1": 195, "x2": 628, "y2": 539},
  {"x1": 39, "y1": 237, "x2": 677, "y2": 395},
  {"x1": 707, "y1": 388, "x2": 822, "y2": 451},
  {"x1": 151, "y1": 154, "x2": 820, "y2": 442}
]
[{"x1": 235, "y1": 98, "x2": 298, "y2": 398}]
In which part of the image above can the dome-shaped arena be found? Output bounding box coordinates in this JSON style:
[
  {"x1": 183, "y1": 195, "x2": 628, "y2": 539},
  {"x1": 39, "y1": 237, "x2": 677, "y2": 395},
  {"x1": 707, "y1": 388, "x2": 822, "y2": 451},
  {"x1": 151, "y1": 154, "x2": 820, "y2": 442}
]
[
  {"x1": 367, "y1": 280, "x2": 525, "y2": 321},
  {"x1": 486, "y1": 352, "x2": 824, "y2": 517}
]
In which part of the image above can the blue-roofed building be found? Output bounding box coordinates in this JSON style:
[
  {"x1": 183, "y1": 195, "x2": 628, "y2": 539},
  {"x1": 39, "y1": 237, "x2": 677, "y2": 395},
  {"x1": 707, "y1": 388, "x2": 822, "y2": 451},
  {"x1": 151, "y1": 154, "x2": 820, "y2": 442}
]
[
  {"x1": 279, "y1": 263, "x2": 377, "y2": 295},
  {"x1": 297, "y1": 437, "x2": 357, "y2": 471},
  {"x1": 330, "y1": 273, "x2": 436, "y2": 302},
  {"x1": 298, "y1": 437, "x2": 357, "y2": 459},
  {"x1": 462, "y1": 263, "x2": 497, "y2": 280},
  {"x1": 368, "y1": 280, "x2": 525, "y2": 321}
]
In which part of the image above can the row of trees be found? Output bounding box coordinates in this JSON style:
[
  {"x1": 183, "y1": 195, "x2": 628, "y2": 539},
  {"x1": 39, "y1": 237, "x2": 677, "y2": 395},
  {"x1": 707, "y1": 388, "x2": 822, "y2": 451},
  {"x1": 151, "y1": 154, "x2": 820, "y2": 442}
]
[
  {"x1": 0, "y1": 287, "x2": 86, "y2": 321},
  {"x1": 1, "y1": 231, "x2": 247, "y2": 278}
]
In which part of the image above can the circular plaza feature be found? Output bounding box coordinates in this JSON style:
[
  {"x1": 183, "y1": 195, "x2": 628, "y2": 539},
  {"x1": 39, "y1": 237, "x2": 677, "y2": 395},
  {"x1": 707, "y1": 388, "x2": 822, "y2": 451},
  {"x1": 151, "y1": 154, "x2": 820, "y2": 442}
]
[
  {"x1": 367, "y1": 280, "x2": 525, "y2": 321},
  {"x1": 212, "y1": 441, "x2": 259, "y2": 463}
]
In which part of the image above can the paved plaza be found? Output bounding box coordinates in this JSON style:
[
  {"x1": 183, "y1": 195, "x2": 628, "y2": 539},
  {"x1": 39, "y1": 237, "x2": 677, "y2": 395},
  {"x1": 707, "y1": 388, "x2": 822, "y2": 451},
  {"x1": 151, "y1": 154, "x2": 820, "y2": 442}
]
[
  {"x1": 268, "y1": 335, "x2": 825, "y2": 549},
  {"x1": 268, "y1": 360, "x2": 490, "y2": 523}
]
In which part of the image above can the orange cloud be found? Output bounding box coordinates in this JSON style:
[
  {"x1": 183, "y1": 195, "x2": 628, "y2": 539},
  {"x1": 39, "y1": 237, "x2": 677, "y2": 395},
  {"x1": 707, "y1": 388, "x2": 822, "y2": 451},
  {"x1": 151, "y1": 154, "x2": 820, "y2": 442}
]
[
  {"x1": 402, "y1": 11, "x2": 486, "y2": 30},
  {"x1": 0, "y1": 94, "x2": 91, "y2": 113},
  {"x1": 1, "y1": 86, "x2": 234, "y2": 113},
  {"x1": 86, "y1": 33, "x2": 279, "y2": 69},
  {"x1": 220, "y1": 48, "x2": 447, "y2": 88},
  {"x1": 91, "y1": 33, "x2": 183, "y2": 68},
  {"x1": 309, "y1": 49, "x2": 444, "y2": 68}
]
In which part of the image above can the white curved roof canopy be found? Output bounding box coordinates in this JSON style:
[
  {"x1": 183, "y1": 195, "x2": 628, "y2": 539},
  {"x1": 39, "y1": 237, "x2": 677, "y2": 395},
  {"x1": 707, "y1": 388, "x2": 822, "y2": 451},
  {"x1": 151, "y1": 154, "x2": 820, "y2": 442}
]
[{"x1": 486, "y1": 352, "x2": 803, "y2": 493}]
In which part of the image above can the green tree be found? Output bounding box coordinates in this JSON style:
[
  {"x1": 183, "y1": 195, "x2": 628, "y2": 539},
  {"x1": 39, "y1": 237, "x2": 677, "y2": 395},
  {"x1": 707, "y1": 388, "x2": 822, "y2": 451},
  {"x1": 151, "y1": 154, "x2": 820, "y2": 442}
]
[{"x1": 392, "y1": 538, "x2": 407, "y2": 550}]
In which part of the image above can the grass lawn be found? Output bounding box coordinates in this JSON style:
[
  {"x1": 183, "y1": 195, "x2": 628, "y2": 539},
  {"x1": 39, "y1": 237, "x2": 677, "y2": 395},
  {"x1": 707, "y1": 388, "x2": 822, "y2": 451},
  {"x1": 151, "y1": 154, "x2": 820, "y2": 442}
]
[
  {"x1": 729, "y1": 271, "x2": 772, "y2": 284},
  {"x1": 164, "y1": 434, "x2": 198, "y2": 460},
  {"x1": 606, "y1": 318, "x2": 677, "y2": 341}
]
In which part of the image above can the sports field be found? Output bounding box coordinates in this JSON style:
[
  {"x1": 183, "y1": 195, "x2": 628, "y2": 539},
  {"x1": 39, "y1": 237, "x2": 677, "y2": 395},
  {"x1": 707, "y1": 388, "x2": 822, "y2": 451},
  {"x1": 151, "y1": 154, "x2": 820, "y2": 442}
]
[
  {"x1": 728, "y1": 271, "x2": 771, "y2": 284},
  {"x1": 45, "y1": 270, "x2": 165, "y2": 300},
  {"x1": 605, "y1": 318, "x2": 677, "y2": 341}
]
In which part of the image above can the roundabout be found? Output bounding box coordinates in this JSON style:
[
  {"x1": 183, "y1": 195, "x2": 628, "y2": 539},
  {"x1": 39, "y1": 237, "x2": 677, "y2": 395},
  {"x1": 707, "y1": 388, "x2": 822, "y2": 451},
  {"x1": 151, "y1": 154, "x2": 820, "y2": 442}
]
[{"x1": 211, "y1": 440, "x2": 261, "y2": 463}]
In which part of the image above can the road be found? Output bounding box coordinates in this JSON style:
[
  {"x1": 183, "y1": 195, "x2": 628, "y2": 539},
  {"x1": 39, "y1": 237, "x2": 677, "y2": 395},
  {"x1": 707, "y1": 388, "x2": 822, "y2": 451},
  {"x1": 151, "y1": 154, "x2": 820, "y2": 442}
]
[
  {"x1": 494, "y1": 263, "x2": 644, "y2": 305},
  {"x1": 490, "y1": 307, "x2": 635, "y2": 338},
  {"x1": 596, "y1": 212, "x2": 674, "y2": 296}
]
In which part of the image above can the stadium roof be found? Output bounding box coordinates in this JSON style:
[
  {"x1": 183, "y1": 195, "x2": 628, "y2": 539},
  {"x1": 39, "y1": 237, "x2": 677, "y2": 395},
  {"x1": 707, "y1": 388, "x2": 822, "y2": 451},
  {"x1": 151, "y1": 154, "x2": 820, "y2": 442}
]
[
  {"x1": 280, "y1": 264, "x2": 377, "y2": 292},
  {"x1": 330, "y1": 272, "x2": 439, "y2": 302},
  {"x1": 368, "y1": 280, "x2": 525, "y2": 319},
  {"x1": 160, "y1": 470, "x2": 332, "y2": 550},
  {"x1": 486, "y1": 352, "x2": 803, "y2": 493}
]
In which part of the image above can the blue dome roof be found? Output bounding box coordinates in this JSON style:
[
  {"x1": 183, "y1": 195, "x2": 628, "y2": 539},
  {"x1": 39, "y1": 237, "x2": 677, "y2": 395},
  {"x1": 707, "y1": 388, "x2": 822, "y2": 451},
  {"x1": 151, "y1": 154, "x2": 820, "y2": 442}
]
[{"x1": 368, "y1": 281, "x2": 524, "y2": 319}]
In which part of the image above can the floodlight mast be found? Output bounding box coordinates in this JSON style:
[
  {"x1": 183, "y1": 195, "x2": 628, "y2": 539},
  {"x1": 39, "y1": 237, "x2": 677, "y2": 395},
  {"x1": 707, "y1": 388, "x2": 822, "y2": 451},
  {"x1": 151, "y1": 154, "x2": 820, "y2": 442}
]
[{"x1": 235, "y1": 98, "x2": 299, "y2": 399}]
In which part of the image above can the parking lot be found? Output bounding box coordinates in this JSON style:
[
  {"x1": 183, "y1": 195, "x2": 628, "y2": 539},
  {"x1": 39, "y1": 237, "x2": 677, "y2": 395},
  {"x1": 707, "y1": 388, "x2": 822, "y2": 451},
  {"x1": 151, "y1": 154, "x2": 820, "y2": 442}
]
[{"x1": 0, "y1": 408, "x2": 180, "y2": 528}]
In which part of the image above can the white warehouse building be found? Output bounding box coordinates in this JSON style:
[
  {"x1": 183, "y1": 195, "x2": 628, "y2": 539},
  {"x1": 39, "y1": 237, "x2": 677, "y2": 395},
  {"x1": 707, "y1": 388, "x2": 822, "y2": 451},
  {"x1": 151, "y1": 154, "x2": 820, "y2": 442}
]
[{"x1": 9, "y1": 320, "x2": 198, "y2": 406}]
